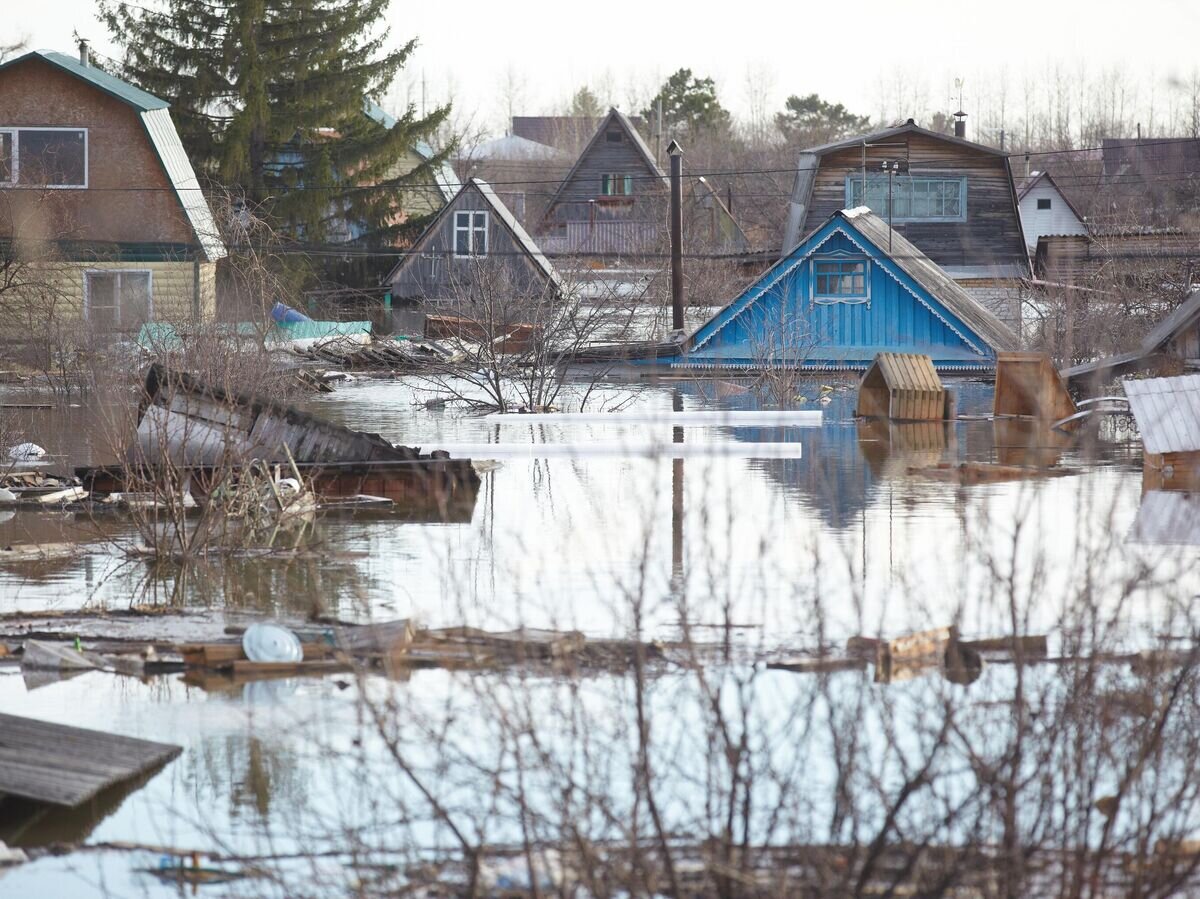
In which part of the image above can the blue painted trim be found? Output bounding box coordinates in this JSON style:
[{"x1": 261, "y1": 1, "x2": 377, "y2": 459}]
[{"x1": 689, "y1": 217, "x2": 992, "y2": 359}]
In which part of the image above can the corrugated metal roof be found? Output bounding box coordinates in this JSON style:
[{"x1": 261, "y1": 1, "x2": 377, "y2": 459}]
[
  {"x1": 841, "y1": 209, "x2": 1019, "y2": 352},
  {"x1": 141, "y1": 108, "x2": 225, "y2": 262},
  {"x1": 1124, "y1": 374, "x2": 1200, "y2": 454},
  {"x1": 0, "y1": 50, "x2": 169, "y2": 110}
]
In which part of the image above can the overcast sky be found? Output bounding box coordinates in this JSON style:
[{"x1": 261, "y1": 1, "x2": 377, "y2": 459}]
[{"x1": 12, "y1": 0, "x2": 1200, "y2": 135}]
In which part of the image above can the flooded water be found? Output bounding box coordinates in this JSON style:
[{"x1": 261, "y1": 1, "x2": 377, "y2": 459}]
[{"x1": 1, "y1": 372, "x2": 1194, "y2": 897}]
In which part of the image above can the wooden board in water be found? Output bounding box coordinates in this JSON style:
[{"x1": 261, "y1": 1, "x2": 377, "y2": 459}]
[{"x1": 0, "y1": 713, "x2": 180, "y2": 807}]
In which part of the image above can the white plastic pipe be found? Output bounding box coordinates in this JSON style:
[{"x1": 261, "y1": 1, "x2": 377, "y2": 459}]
[
  {"x1": 481, "y1": 410, "x2": 823, "y2": 427},
  {"x1": 433, "y1": 442, "x2": 804, "y2": 459}
]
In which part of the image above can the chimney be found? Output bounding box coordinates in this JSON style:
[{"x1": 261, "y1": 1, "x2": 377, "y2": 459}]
[
  {"x1": 953, "y1": 110, "x2": 967, "y2": 139},
  {"x1": 78, "y1": 39, "x2": 89, "y2": 67}
]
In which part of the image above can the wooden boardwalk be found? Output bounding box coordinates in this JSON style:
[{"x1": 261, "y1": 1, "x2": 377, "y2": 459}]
[{"x1": 0, "y1": 713, "x2": 180, "y2": 806}]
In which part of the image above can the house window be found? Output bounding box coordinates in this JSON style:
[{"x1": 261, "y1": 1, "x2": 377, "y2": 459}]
[
  {"x1": 0, "y1": 128, "x2": 87, "y2": 187},
  {"x1": 0, "y1": 132, "x2": 11, "y2": 184},
  {"x1": 601, "y1": 174, "x2": 633, "y2": 196},
  {"x1": 812, "y1": 258, "x2": 868, "y2": 303},
  {"x1": 846, "y1": 175, "x2": 966, "y2": 222},
  {"x1": 453, "y1": 210, "x2": 488, "y2": 256},
  {"x1": 85, "y1": 270, "x2": 152, "y2": 330},
  {"x1": 605, "y1": 131, "x2": 623, "y2": 143},
  {"x1": 1037, "y1": 198, "x2": 1052, "y2": 210}
]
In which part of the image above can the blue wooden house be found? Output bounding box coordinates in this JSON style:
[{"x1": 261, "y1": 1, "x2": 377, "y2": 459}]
[{"x1": 673, "y1": 207, "x2": 1018, "y2": 372}]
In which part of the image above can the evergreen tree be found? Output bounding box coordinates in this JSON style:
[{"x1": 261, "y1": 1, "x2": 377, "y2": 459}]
[
  {"x1": 775, "y1": 93, "x2": 871, "y2": 147},
  {"x1": 642, "y1": 68, "x2": 731, "y2": 140},
  {"x1": 568, "y1": 86, "x2": 603, "y2": 119},
  {"x1": 98, "y1": 0, "x2": 450, "y2": 247}
]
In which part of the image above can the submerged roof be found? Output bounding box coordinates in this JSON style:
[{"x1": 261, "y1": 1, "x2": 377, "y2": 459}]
[
  {"x1": 0, "y1": 50, "x2": 224, "y2": 261},
  {"x1": 384, "y1": 177, "x2": 564, "y2": 294},
  {"x1": 1124, "y1": 374, "x2": 1200, "y2": 455}
]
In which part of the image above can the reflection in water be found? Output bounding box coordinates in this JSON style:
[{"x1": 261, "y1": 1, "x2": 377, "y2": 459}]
[{"x1": 1131, "y1": 491, "x2": 1200, "y2": 545}]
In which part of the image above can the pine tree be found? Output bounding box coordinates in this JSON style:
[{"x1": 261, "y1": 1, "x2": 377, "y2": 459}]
[
  {"x1": 99, "y1": 0, "x2": 450, "y2": 248},
  {"x1": 642, "y1": 69, "x2": 731, "y2": 141}
]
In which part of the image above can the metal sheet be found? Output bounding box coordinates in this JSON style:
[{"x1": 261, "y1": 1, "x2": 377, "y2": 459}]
[{"x1": 1124, "y1": 375, "x2": 1200, "y2": 455}]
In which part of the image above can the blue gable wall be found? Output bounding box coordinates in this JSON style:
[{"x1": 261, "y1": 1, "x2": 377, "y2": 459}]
[{"x1": 678, "y1": 218, "x2": 998, "y2": 371}]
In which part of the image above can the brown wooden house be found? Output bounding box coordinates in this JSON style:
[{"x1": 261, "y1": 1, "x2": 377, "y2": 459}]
[
  {"x1": 384, "y1": 178, "x2": 565, "y2": 306},
  {"x1": 781, "y1": 120, "x2": 1029, "y2": 331},
  {"x1": 0, "y1": 47, "x2": 225, "y2": 337}
]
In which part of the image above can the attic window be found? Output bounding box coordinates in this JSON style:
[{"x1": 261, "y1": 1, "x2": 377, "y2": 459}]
[
  {"x1": 0, "y1": 128, "x2": 87, "y2": 188},
  {"x1": 1037, "y1": 198, "x2": 1052, "y2": 210},
  {"x1": 605, "y1": 131, "x2": 623, "y2": 143},
  {"x1": 454, "y1": 210, "x2": 488, "y2": 256},
  {"x1": 601, "y1": 174, "x2": 633, "y2": 196},
  {"x1": 846, "y1": 174, "x2": 965, "y2": 222},
  {"x1": 812, "y1": 258, "x2": 869, "y2": 304}
]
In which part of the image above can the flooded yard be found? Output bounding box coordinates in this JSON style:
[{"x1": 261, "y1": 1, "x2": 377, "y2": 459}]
[{"x1": 1, "y1": 372, "x2": 1196, "y2": 898}]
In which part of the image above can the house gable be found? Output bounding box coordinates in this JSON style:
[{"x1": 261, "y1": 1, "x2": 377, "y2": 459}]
[
  {"x1": 539, "y1": 108, "x2": 664, "y2": 231},
  {"x1": 782, "y1": 124, "x2": 1028, "y2": 280},
  {"x1": 686, "y1": 212, "x2": 1013, "y2": 370},
  {"x1": 0, "y1": 52, "x2": 223, "y2": 261},
  {"x1": 385, "y1": 178, "x2": 562, "y2": 302},
  {"x1": 1017, "y1": 172, "x2": 1087, "y2": 250}
]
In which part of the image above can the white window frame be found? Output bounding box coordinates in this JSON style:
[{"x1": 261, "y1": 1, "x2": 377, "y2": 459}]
[
  {"x1": 83, "y1": 269, "x2": 154, "y2": 328},
  {"x1": 453, "y1": 210, "x2": 488, "y2": 257},
  {"x1": 810, "y1": 253, "x2": 870, "y2": 305},
  {"x1": 0, "y1": 126, "x2": 89, "y2": 189}
]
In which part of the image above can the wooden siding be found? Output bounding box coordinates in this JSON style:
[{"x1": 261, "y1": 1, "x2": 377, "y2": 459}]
[
  {"x1": 540, "y1": 115, "x2": 666, "y2": 242},
  {"x1": 800, "y1": 133, "x2": 1027, "y2": 273},
  {"x1": 0, "y1": 260, "x2": 215, "y2": 334},
  {"x1": 387, "y1": 183, "x2": 557, "y2": 302},
  {"x1": 687, "y1": 229, "x2": 997, "y2": 369}
]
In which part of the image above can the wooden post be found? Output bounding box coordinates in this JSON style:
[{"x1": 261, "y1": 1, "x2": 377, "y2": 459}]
[{"x1": 668, "y1": 141, "x2": 684, "y2": 332}]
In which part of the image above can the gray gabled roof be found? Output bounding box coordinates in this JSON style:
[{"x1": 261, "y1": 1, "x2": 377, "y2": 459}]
[
  {"x1": 0, "y1": 50, "x2": 224, "y2": 261},
  {"x1": 1141, "y1": 288, "x2": 1200, "y2": 355},
  {"x1": 540, "y1": 108, "x2": 665, "y2": 223},
  {"x1": 840, "y1": 208, "x2": 1019, "y2": 352},
  {"x1": 801, "y1": 119, "x2": 1009, "y2": 158},
  {"x1": 384, "y1": 177, "x2": 564, "y2": 294}
]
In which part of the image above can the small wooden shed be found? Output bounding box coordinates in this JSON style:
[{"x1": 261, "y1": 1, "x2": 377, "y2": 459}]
[
  {"x1": 993, "y1": 352, "x2": 1076, "y2": 421},
  {"x1": 855, "y1": 353, "x2": 946, "y2": 421}
]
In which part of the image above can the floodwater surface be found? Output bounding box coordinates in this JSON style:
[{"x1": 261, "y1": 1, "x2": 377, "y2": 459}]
[{"x1": 0, "y1": 373, "x2": 1190, "y2": 897}]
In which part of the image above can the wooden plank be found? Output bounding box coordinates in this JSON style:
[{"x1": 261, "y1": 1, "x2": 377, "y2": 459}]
[{"x1": 0, "y1": 713, "x2": 180, "y2": 807}]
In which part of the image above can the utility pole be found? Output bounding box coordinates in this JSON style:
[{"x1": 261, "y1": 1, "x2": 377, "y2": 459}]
[
  {"x1": 880, "y1": 158, "x2": 908, "y2": 252},
  {"x1": 668, "y1": 140, "x2": 684, "y2": 333}
]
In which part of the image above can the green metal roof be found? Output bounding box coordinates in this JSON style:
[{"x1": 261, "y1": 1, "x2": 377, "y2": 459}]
[{"x1": 0, "y1": 50, "x2": 169, "y2": 111}]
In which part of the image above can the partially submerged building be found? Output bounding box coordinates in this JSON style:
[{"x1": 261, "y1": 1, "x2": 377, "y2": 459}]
[
  {"x1": 673, "y1": 208, "x2": 1018, "y2": 371},
  {"x1": 0, "y1": 47, "x2": 226, "y2": 335},
  {"x1": 781, "y1": 119, "x2": 1029, "y2": 332},
  {"x1": 384, "y1": 177, "x2": 565, "y2": 306}
]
